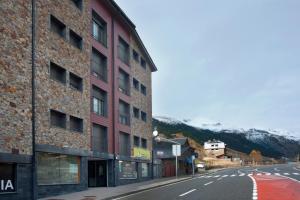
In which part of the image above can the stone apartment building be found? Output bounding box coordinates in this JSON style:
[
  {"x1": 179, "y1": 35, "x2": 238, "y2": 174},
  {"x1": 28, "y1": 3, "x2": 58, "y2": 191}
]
[{"x1": 0, "y1": 0, "x2": 157, "y2": 199}]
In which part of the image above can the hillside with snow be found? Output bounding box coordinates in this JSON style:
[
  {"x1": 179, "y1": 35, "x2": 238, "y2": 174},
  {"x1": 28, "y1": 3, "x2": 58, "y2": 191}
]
[{"x1": 153, "y1": 116, "x2": 300, "y2": 159}]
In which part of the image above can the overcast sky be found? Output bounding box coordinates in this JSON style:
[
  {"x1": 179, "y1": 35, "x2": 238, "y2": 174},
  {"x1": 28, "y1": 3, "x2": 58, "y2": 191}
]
[{"x1": 116, "y1": 0, "x2": 300, "y2": 136}]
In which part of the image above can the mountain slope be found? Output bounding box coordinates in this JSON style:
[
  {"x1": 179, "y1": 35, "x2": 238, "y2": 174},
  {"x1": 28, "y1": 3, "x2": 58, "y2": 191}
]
[{"x1": 153, "y1": 117, "x2": 300, "y2": 159}]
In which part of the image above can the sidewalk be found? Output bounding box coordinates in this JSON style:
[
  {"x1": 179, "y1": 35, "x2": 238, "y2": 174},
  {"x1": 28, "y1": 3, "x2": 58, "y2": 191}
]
[
  {"x1": 39, "y1": 176, "x2": 191, "y2": 200},
  {"x1": 40, "y1": 170, "x2": 221, "y2": 200}
]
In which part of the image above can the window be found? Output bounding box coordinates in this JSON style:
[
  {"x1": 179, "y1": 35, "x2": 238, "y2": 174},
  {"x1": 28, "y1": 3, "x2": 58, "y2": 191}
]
[
  {"x1": 50, "y1": 62, "x2": 66, "y2": 84},
  {"x1": 141, "y1": 84, "x2": 146, "y2": 95},
  {"x1": 69, "y1": 72, "x2": 83, "y2": 91},
  {"x1": 119, "y1": 100, "x2": 130, "y2": 125},
  {"x1": 141, "y1": 138, "x2": 147, "y2": 149},
  {"x1": 133, "y1": 107, "x2": 139, "y2": 119},
  {"x1": 50, "y1": 15, "x2": 66, "y2": 38},
  {"x1": 69, "y1": 29, "x2": 82, "y2": 49},
  {"x1": 92, "y1": 86, "x2": 107, "y2": 116},
  {"x1": 0, "y1": 163, "x2": 16, "y2": 193},
  {"x1": 132, "y1": 49, "x2": 139, "y2": 62},
  {"x1": 141, "y1": 163, "x2": 149, "y2": 177},
  {"x1": 134, "y1": 136, "x2": 140, "y2": 147},
  {"x1": 50, "y1": 110, "x2": 66, "y2": 129},
  {"x1": 92, "y1": 10, "x2": 107, "y2": 46},
  {"x1": 140, "y1": 58, "x2": 146, "y2": 69},
  {"x1": 119, "y1": 132, "x2": 130, "y2": 156},
  {"x1": 141, "y1": 111, "x2": 147, "y2": 122},
  {"x1": 70, "y1": 115, "x2": 83, "y2": 133},
  {"x1": 119, "y1": 161, "x2": 137, "y2": 179},
  {"x1": 92, "y1": 124, "x2": 107, "y2": 152},
  {"x1": 92, "y1": 48, "x2": 107, "y2": 81},
  {"x1": 119, "y1": 69, "x2": 130, "y2": 95},
  {"x1": 133, "y1": 78, "x2": 139, "y2": 91},
  {"x1": 118, "y1": 37, "x2": 129, "y2": 65},
  {"x1": 37, "y1": 152, "x2": 80, "y2": 185},
  {"x1": 71, "y1": 0, "x2": 82, "y2": 10}
]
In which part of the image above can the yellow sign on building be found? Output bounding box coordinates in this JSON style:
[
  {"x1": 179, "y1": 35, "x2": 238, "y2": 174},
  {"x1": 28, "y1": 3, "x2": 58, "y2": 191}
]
[{"x1": 132, "y1": 147, "x2": 151, "y2": 160}]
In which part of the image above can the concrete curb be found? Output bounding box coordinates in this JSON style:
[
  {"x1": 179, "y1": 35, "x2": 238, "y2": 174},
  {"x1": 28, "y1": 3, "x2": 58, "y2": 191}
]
[{"x1": 103, "y1": 170, "x2": 221, "y2": 200}]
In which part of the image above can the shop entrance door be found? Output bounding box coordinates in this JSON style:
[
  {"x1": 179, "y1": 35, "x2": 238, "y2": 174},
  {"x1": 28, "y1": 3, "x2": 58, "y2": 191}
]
[{"x1": 88, "y1": 160, "x2": 107, "y2": 187}]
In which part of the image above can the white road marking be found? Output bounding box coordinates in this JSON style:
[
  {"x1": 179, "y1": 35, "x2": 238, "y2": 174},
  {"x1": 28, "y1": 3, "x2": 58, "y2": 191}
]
[
  {"x1": 214, "y1": 175, "x2": 220, "y2": 178},
  {"x1": 231, "y1": 174, "x2": 236, "y2": 177},
  {"x1": 283, "y1": 173, "x2": 290, "y2": 175},
  {"x1": 274, "y1": 168, "x2": 280, "y2": 171},
  {"x1": 293, "y1": 167, "x2": 300, "y2": 171},
  {"x1": 248, "y1": 173, "x2": 253, "y2": 176},
  {"x1": 239, "y1": 173, "x2": 245, "y2": 176},
  {"x1": 265, "y1": 173, "x2": 271, "y2": 176},
  {"x1": 179, "y1": 189, "x2": 197, "y2": 197},
  {"x1": 204, "y1": 181, "x2": 214, "y2": 186},
  {"x1": 293, "y1": 173, "x2": 299, "y2": 175},
  {"x1": 275, "y1": 173, "x2": 280, "y2": 176},
  {"x1": 248, "y1": 175, "x2": 258, "y2": 200},
  {"x1": 206, "y1": 176, "x2": 212, "y2": 178},
  {"x1": 222, "y1": 175, "x2": 228, "y2": 177},
  {"x1": 217, "y1": 177, "x2": 222, "y2": 181},
  {"x1": 257, "y1": 173, "x2": 262, "y2": 176}
]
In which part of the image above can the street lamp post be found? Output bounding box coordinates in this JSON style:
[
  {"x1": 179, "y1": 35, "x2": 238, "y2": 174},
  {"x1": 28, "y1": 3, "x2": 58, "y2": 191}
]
[{"x1": 152, "y1": 128, "x2": 158, "y2": 179}]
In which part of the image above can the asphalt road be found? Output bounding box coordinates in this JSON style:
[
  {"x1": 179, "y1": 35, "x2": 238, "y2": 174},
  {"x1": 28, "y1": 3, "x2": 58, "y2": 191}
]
[{"x1": 114, "y1": 163, "x2": 300, "y2": 200}]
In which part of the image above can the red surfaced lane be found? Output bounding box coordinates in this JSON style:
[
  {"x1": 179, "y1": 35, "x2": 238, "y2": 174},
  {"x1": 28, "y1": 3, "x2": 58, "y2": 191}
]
[{"x1": 253, "y1": 174, "x2": 300, "y2": 200}]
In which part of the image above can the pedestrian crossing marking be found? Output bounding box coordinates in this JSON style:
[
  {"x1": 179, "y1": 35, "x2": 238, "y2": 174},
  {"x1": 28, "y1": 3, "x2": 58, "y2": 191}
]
[
  {"x1": 230, "y1": 174, "x2": 236, "y2": 177},
  {"x1": 275, "y1": 173, "x2": 280, "y2": 176},
  {"x1": 257, "y1": 173, "x2": 262, "y2": 176},
  {"x1": 283, "y1": 173, "x2": 290, "y2": 175},
  {"x1": 239, "y1": 173, "x2": 245, "y2": 176},
  {"x1": 222, "y1": 175, "x2": 228, "y2": 177},
  {"x1": 293, "y1": 173, "x2": 299, "y2": 175},
  {"x1": 200, "y1": 172, "x2": 298, "y2": 179}
]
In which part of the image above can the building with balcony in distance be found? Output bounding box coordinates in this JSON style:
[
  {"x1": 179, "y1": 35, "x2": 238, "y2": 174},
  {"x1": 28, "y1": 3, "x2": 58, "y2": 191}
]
[
  {"x1": 204, "y1": 140, "x2": 226, "y2": 158},
  {"x1": 0, "y1": 0, "x2": 157, "y2": 199}
]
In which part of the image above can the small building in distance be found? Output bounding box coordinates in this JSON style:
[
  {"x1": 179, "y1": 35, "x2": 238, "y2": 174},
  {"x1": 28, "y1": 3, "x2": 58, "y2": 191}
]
[{"x1": 204, "y1": 139, "x2": 226, "y2": 158}]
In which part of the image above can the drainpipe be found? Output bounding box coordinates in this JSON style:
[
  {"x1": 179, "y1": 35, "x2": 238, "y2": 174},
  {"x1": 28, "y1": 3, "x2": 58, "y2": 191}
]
[
  {"x1": 111, "y1": 17, "x2": 117, "y2": 187},
  {"x1": 31, "y1": 0, "x2": 37, "y2": 199}
]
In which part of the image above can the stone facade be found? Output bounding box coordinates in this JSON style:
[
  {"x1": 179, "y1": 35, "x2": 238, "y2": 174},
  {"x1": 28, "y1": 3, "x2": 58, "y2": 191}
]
[
  {"x1": 130, "y1": 37, "x2": 153, "y2": 153},
  {"x1": 35, "y1": 0, "x2": 91, "y2": 151},
  {"x1": 0, "y1": 0, "x2": 33, "y2": 155}
]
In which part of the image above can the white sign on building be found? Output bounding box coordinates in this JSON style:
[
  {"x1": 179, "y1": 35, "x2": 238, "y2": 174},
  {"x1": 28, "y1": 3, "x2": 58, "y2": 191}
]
[{"x1": 172, "y1": 145, "x2": 181, "y2": 156}]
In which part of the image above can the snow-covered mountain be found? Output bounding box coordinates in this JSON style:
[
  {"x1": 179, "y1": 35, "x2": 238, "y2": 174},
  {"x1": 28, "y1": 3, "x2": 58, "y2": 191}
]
[{"x1": 153, "y1": 116, "x2": 300, "y2": 159}]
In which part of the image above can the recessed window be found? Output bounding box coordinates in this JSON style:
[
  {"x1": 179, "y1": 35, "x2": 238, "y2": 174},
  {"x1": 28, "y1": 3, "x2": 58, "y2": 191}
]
[
  {"x1": 71, "y1": 0, "x2": 82, "y2": 10},
  {"x1": 50, "y1": 15, "x2": 66, "y2": 38},
  {"x1": 92, "y1": 124, "x2": 107, "y2": 152},
  {"x1": 132, "y1": 49, "x2": 139, "y2": 62},
  {"x1": 69, "y1": 72, "x2": 83, "y2": 91},
  {"x1": 141, "y1": 111, "x2": 147, "y2": 122},
  {"x1": 141, "y1": 138, "x2": 147, "y2": 149},
  {"x1": 119, "y1": 100, "x2": 130, "y2": 126},
  {"x1": 133, "y1": 78, "x2": 139, "y2": 91},
  {"x1": 140, "y1": 58, "x2": 146, "y2": 69},
  {"x1": 92, "y1": 48, "x2": 107, "y2": 82},
  {"x1": 141, "y1": 84, "x2": 146, "y2": 95},
  {"x1": 119, "y1": 132, "x2": 130, "y2": 156},
  {"x1": 92, "y1": 10, "x2": 107, "y2": 46},
  {"x1": 118, "y1": 37, "x2": 130, "y2": 65},
  {"x1": 92, "y1": 86, "x2": 107, "y2": 116},
  {"x1": 133, "y1": 107, "x2": 139, "y2": 119},
  {"x1": 50, "y1": 109, "x2": 66, "y2": 129},
  {"x1": 50, "y1": 62, "x2": 66, "y2": 84},
  {"x1": 69, "y1": 29, "x2": 82, "y2": 49},
  {"x1": 70, "y1": 115, "x2": 83, "y2": 133},
  {"x1": 119, "y1": 69, "x2": 130, "y2": 95},
  {"x1": 134, "y1": 136, "x2": 140, "y2": 147}
]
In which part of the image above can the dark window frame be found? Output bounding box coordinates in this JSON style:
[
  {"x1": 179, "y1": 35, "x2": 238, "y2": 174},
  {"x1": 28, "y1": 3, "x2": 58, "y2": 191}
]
[
  {"x1": 140, "y1": 84, "x2": 147, "y2": 95},
  {"x1": 133, "y1": 78, "x2": 139, "y2": 91},
  {"x1": 118, "y1": 69, "x2": 130, "y2": 96},
  {"x1": 92, "y1": 86, "x2": 107, "y2": 117},
  {"x1": 69, "y1": 72, "x2": 83, "y2": 91},
  {"x1": 140, "y1": 57, "x2": 146, "y2": 69},
  {"x1": 132, "y1": 49, "x2": 139, "y2": 62},
  {"x1": 50, "y1": 109, "x2": 67, "y2": 129},
  {"x1": 92, "y1": 10, "x2": 107, "y2": 47},
  {"x1": 118, "y1": 36, "x2": 130, "y2": 65},
  {"x1": 91, "y1": 48, "x2": 108, "y2": 82},
  {"x1": 119, "y1": 100, "x2": 130, "y2": 126},
  {"x1": 133, "y1": 107, "x2": 140, "y2": 119},
  {"x1": 71, "y1": 0, "x2": 83, "y2": 10},
  {"x1": 50, "y1": 15, "x2": 66, "y2": 38},
  {"x1": 141, "y1": 111, "x2": 147, "y2": 122},
  {"x1": 119, "y1": 132, "x2": 131, "y2": 156},
  {"x1": 141, "y1": 138, "x2": 147, "y2": 149},
  {"x1": 92, "y1": 123, "x2": 108, "y2": 153},
  {"x1": 50, "y1": 62, "x2": 66, "y2": 84},
  {"x1": 70, "y1": 115, "x2": 83, "y2": 133},
  {"x1": 134, "y1": 136, "x2": 140, "y2": 147},
  {"x1": 69, "y1": 29, "x2": 83, "y2": 50}
]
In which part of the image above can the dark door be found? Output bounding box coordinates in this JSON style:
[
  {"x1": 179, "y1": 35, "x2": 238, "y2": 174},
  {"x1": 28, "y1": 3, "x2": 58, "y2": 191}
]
[{"x1": 88, "y1": 160, "x2": 107, "y2": 187}]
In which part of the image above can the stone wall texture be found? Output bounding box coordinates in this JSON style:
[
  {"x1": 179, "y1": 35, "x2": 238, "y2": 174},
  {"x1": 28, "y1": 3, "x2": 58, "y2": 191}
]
[
  {"x1": 34, "y1": 0, "x2": 91, "y2": 150},
  {"x1": 0, "y1": 0, "x2": 33, "y2": 155},
  {"x1": 130, "y1": 37, "x2": 153, "y2": 153}
]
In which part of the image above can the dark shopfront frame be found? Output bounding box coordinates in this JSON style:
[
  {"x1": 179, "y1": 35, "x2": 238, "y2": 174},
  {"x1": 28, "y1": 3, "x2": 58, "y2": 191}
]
[{"x1": 0, "y1": 153, "x2": 32, "y2": 200}]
